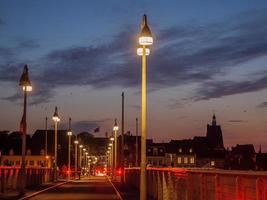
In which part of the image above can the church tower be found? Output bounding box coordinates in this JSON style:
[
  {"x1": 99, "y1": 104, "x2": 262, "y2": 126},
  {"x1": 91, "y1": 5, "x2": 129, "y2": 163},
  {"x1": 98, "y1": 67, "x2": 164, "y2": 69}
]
[{"x1": 206, "y1": 114, "x2": 224, "y2": 149}]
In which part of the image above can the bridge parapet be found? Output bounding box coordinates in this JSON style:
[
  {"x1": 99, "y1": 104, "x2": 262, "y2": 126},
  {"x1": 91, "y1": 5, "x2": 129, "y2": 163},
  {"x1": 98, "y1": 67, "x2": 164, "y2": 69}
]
[
  {"x1": 124, "y1": 167, "x2": 267, "y2": 200},
  {"x1": 0, "y1": 166, "x2": 54, "y2": 193}
]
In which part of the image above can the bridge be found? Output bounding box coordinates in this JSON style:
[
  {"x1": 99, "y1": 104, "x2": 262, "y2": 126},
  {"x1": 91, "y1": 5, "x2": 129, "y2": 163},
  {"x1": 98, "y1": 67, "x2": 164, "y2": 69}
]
[{"x1": 1, "y1": 166, "x2": 267, "y2": 200}]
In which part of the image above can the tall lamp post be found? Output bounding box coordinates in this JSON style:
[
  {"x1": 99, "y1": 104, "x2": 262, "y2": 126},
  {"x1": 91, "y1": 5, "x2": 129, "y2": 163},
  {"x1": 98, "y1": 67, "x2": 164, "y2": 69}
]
[
  {"x1": 110, "y1": 136, "x2": 114, "y2": 176},
  {"x1": 79, "y1": 145, "x2": 83, "y2": 169},
  {"x1": 136, "y1": 117, "x2": 139, "y2": 167},
  {"x1": 113, "y1": 119, "x2": 119, "y2": 178},
  {"x1": 74, "y1": 139, "x2": 79, "y2": 179},
  {"x1": 67, "y1": 118, "x2": 73, "y2": 180},
  {"x1": 19, "y1": 64, "x2": 32, "y2": 195},
  {"x1": 52, "y1": 107, "x2": 60, "y2": 182},
  {"x1": 137, "y1": 14, "x2": 153, "y2": 200}
]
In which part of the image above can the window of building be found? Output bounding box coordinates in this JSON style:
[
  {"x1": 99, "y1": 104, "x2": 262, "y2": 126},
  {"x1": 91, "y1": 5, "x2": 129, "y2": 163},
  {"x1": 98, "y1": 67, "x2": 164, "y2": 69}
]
[
  {"x1": 177, "y1": 157, "x2": 182, "y2": 164},
  {"x1": 190, "y1": 157, "x2": 195, "y2": 164},
  {"x1": 29, "y1": 160, "x2": 34, "y2": 166},
  {"x1": 211, "y1": 161, "x2": 215, "y2": 166},
  {"x1": 184, "y1": 157, "x2": 188, "y2": 164},
  {"x1": 178, "y1": 148, "x2": 182, "y2": 153},
  {"x1": 153, "y1": 148, "x2": 158, "y2": 155},
  {"x1": 189, "y1": 148, "x2": 193, "y2": 153}
]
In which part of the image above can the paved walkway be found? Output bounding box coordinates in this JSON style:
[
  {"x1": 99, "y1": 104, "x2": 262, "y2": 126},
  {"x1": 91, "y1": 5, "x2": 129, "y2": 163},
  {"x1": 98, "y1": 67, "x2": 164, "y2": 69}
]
[{"x1": 27, "y1": 176, "x2": 121, "y2": 200}]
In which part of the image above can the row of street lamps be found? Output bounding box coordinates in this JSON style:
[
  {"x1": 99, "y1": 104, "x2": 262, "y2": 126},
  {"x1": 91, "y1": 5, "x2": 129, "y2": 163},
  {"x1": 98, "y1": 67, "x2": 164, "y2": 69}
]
[{"x1": 19, "y1": 14, "x2": 153, "y2": 199}]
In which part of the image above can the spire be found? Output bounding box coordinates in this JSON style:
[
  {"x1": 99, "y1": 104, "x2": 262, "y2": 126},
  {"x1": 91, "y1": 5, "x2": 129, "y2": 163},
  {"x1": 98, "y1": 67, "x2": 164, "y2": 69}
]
[{"x1": 212, "y1": 113, "x2": 216, "y2": 126}]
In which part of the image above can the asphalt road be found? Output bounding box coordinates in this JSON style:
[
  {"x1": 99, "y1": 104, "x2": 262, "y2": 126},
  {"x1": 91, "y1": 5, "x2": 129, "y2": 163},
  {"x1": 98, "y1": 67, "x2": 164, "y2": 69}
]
[{"x1": 28, "y1": 176, "x2": 121, "y2": 200}]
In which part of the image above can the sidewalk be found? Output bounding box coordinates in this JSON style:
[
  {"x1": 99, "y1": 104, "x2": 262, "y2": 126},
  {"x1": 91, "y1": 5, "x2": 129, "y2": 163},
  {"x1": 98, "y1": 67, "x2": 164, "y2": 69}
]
[{"x1": 0, "y1": 180, "x2": 68, "y2": 200}]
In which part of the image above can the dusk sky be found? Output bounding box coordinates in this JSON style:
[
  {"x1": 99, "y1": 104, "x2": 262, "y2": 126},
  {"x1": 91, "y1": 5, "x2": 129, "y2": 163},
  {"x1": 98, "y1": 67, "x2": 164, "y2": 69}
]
[{"x1": 1, "y1": 0, "x2": 267, "y2": 150}]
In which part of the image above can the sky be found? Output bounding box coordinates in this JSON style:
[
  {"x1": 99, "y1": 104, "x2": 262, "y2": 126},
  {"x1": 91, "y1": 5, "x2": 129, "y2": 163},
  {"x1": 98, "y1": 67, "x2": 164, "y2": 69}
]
[{"x1": 0, "y1": 0, "x2": 267, "y2": 151}]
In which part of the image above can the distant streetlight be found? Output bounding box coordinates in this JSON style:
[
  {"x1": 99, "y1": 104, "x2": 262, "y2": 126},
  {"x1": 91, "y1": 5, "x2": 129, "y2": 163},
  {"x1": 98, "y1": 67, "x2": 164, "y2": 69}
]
[
  {"x1": 113, "y1": 119, "x2": 119, "y2": 178},
  {"x1": 74, "y1": 139, "x2": 78, "y2": 179},
  {"x1": 52, "y1": 107, "x2": 60, "y2": 181},
  {"x1": 19, "y1": 64, "x2": 32, "y2": 195},
  {"x1": 138, "y1": 14, "x2": 153, "y2": 200},
  {"x1": 67, "y1": 118, "x2": 73, "y2": 180}
]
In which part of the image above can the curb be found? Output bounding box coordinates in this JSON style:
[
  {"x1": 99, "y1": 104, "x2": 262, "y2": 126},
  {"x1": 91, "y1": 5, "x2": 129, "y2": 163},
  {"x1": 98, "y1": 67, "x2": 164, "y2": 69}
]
[
  {"x1": 18, "y1": 181, "x2": 71, "y2": 200},
  {"x1": 107, "y1": 176, "x2": 123, "y2": 200}
]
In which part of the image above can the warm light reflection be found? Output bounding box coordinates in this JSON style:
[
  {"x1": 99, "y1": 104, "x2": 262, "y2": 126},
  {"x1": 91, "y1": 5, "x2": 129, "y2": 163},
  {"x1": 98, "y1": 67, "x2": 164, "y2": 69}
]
[{"x1": 74, "y1": 140, "x2": 79, "y2": 144}]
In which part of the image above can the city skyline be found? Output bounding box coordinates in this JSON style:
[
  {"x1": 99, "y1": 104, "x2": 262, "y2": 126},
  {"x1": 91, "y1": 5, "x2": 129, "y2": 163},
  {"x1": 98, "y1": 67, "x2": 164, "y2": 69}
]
[{"x1": 1, "y1": 0, "x2": 267, "y2": 150}]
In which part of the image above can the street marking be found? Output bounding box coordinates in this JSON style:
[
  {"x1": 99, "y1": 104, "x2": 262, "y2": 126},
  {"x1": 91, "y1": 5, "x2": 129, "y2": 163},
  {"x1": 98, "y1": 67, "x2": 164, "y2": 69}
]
[
  {"x1": 18, "y1": 181, "x2": 71, "y2": 200},
  {"x1": 107, "y1": 176, "x2": 123, "y2": 200}
]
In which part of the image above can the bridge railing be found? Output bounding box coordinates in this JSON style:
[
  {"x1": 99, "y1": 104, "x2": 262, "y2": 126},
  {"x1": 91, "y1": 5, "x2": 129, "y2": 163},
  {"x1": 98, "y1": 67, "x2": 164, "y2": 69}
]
[
  {"x1": 0, "y1": 166, "x2": 54, "y2": 193},
  {"x1": 124, "y1": 167, "x2": 267, "y2": 200}
]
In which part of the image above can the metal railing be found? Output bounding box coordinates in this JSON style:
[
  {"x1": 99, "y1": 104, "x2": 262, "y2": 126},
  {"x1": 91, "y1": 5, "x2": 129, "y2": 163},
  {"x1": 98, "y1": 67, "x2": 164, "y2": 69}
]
[
  {"x1": 124, "y1": 167, "x2": 267, "y2": 200},
  {"x1": 0, "y1": 166, "x2": 54, "y2": 193}
]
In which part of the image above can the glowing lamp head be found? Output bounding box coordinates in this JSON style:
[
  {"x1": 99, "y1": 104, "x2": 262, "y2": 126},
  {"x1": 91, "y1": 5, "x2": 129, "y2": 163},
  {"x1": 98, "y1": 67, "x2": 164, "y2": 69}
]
[
  {"x1": 108, "y1": 146, "x2": 111, "y2": 150},
  {"x1": 139, "y1": 15, "x2": 153, "y2": 46},
  {"x1": 79, "y1": 145, "x2": 83, "y2": 148},
  {"x1": 85, "y1": 152, "x2": 88, "y2": 155},
  {"x1": 67, "y1": 129, "x2": 72, "y2": 136},
  {"x1": 113, "y1": 118, "x2": 119, "y2": 131},
  {"x1": 83, "y1": 148, "x2": 86, "y2": 151},
  {"x1": 52, "y1": 107, "x2": 60, "y2": 122},
  {"x1": 137, "y1": 46, "x2": 150, "y2": 56},
  {"x1": 22, "y1": 85, "x2": 33, "y2": 92},
  {"x1": 107, "y1": 150, "x2": 110, "y2": 153},
  {"x1": 74, "y1": 140, "x2": 79, "y2": 144},
  {"x1": 110, "y1": 136, "x2": 115, "y2": 141},
  {"x1": 109, "y1": 143, "x2": 112, "y2": 147},
  {"x1": 19, "y1": 65, "x2": 32, "y2": 91}
]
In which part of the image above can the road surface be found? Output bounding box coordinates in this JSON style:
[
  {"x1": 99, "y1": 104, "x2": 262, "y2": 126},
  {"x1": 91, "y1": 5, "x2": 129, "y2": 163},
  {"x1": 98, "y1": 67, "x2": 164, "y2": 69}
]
[{"x1": 28, "y1": 176, "x2": 122, "y2": 200}]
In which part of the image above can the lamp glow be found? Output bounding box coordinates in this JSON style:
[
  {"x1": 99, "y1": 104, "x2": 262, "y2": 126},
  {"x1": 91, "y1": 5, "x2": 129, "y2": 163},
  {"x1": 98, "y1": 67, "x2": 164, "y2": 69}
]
[
  {"x1": 137, "y1": 47, "x2": 150, "y2": 56},
  {"x1": 74, "y1": 140, "x2": 79, "y2": 144},
  {"x1": 52, "y1": 107, "x2": 60, "y2": 122},
  {"x1": 22, "y1": 85, "x2": 32, "y2": 92},
  {"x1": 113, "y1": 119, "x2": 119, "y2": 131}
]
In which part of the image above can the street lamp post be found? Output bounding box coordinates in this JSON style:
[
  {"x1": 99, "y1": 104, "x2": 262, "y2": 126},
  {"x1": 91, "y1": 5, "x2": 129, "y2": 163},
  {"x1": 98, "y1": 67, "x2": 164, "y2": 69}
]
[
  {"x1": 137, "y1": 14, "x2": 153, "y2": 200},
  {"x1": 67, "y1": 118, "x2": 73, "y2": 180},
  {"x1": 19, "y1": 64, "x2": 32, "y2": 195},
  {"x1": 74, "y1": 139, "x2": 78, "y2": 179},
  {"x1": 136, "y1": 117, "x2": 138, "y2": 167},
  {"x1": 52, "y1": 107, "x2": 60, "y2": 182},
  {"x1": 79, "y1": 145, "x2": 83, "y2": 170},
  {"x1": 113, "y1": 119, "x2": 119, "y2": 179}
]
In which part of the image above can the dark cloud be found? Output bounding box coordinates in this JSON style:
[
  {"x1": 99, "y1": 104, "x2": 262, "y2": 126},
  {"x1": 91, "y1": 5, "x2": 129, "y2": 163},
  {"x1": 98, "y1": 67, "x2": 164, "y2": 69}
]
[
  {"x1": 193, "y1": 75, "x2": 267, "y2": 101},
  {"x1": 2, "y1": 9, "x2": 267, "y2": 104}
]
